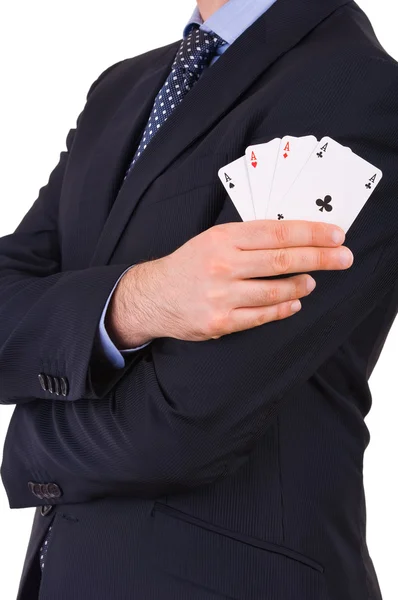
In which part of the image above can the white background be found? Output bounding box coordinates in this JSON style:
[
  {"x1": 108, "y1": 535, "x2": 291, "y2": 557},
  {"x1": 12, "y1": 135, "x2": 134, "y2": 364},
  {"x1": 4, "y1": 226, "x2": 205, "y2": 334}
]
[{"x1": 0, "y1": 1, "x2": 397, "y2": 598}]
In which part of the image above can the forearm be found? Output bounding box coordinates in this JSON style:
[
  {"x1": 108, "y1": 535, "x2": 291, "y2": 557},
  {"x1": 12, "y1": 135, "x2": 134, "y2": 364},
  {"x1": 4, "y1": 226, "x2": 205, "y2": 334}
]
[
  {"x1": 2, "y1": 247, "x2": 396, "y2": 508},
  {"x1": 0, "y1": 59, "x2": 129, "y2": 403},
  {"x1": 0, "y1": 263, "x2": 134, "y2": 403},
  {"x1": 105, "y1": 259, "x2": 167, "y2": 348},
  {"x1": 97, "y1": 265, "x2": 153, "y2": 369}
]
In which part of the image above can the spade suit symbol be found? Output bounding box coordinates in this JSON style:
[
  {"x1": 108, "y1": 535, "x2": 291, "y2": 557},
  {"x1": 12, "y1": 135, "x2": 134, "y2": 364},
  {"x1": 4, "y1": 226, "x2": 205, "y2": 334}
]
[{"x1": 224, "y1": 172, "x2": 234, "y2": 189}]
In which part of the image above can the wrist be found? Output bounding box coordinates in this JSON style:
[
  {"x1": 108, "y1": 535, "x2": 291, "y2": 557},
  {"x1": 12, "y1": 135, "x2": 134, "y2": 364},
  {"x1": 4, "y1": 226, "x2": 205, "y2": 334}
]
[{"x1": 105, "y1": 260, "x2": 165, "y2": 349}]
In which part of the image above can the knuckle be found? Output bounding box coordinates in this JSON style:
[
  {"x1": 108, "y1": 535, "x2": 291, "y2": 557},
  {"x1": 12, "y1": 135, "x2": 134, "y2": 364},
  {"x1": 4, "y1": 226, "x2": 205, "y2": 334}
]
[
  {"x1": 321, "y1": 221, "x2": 334, "y2": 241},
  {"x1": 210, "y1": 223, "x2": 232, "y2": 243},
  {"x1": 310, "y1": 222, "x2": 326, "y2": 244},
  {"x1": 275, "y1": 302, "x2": 288, "y2": 320},
  {"x1": 207, "y1": 312, "x2": 229, "y2": 337},
  {"x1": 293, "y1": 279, "x2": 304, "y2": 299},
  {"x1": 266, "y1": 285, "x2": 280, "y2": 304},
  {"x1": 205, "y1": 286, "x2": 226, "y2": 304},
  {"x1": 206, "y1": 226, "x2": 225, "y2": 248},
  {"x1": 315, "y1": 248, "x2": 328, "y2": 269},
  {"x1": 253, "y1": 312, "x2": 269, "y2": 328},
  {"x1": 206, "y1": 257, "x2": 232, "y2": 278},
  {"x1": 274, "y1": 221, "x2": 290, "y2": 245},
  {"x1": 211, "y1": 223, "x2": 226, "y2": 234},
  {"x1": 309, "y1": 223, "x2": 319, "y2": 246},
  {"x1": 273, "y1": 248, "x2": 291, "y2": 273}
]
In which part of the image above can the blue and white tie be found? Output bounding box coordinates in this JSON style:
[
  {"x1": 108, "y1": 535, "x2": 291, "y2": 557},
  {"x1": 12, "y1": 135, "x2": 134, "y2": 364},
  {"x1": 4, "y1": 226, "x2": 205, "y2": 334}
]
[
  {"x1": 39, "y1": 524, "x2": 53, "y2": 571},
  {"x1": 124, "y1": 24, "x2": 227, "y2": 178},
  {"x1": 39, "y1": 24, "x2": 226, "y2": 574}
]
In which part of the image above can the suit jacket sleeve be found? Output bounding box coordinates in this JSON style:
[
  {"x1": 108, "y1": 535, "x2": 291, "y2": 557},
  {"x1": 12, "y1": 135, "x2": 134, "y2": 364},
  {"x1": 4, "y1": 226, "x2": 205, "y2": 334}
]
[
  {"x1": 2, "y1": 57, "x2": 398, "y2": 508},
  {"x1": 0, "y1": 61, "x2": 143, "y2": 406}
]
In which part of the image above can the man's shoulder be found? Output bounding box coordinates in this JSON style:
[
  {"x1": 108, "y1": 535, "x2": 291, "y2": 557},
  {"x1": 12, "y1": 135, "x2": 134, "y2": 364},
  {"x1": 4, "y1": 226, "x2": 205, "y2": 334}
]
[
  {"x1": 292, "y1": 0, "x2": 398, "y2": 108},
  {"x1": 320, "y1": 1, "x2": 398, "y2": 69},
  {"x1": 88, "y1": 39, "x2": 181, "y2": 97}
]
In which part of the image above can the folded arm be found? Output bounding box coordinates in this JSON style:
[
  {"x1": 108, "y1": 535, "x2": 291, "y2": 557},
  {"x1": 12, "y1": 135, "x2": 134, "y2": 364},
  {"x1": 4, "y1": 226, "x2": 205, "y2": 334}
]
[
  {"x1": 2, "y1": 58, "x2": 398, "y2": 508},
  {"x1": 0, "y1": 61, "x2": 142, "y2": 407}
]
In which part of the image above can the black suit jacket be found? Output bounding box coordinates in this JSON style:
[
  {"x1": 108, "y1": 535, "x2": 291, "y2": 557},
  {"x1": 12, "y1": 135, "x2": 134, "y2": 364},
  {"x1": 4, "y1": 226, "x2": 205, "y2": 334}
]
[{"x1": 1, "y1": 1, "x2": 398, "y2": 598}]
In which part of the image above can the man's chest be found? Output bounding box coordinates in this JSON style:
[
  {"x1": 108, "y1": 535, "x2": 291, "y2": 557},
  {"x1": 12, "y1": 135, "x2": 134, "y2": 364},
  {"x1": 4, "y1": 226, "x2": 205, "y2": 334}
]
[
  {"x1": 56, "y1": 55, "x2": 317, "y2": 271},
  {"x1": 56, "y1": 11, "x2": 361, "y2": 273}
]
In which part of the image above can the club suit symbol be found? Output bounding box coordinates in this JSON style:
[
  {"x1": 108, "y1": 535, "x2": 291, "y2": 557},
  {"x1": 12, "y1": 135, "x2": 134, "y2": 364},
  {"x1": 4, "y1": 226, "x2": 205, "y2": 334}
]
[{"x1": 316, "y1": 194, "x2": 333, "y2": 212}]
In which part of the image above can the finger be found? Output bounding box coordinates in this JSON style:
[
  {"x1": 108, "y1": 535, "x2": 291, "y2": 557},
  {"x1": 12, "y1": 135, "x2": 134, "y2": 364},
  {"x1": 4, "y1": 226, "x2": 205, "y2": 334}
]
[
  {"x1": 223, "y1": 299, "x2": 303, "y2": 336},
  {"x1": 227, "y1": 219, "x2": 346, "y2": 251},
  {"x1": 234, "y1": 245, "x2": 354, "y2": 279},
  {"x1": 229, "y1": 274, "x2": 315, "y2": 308}
]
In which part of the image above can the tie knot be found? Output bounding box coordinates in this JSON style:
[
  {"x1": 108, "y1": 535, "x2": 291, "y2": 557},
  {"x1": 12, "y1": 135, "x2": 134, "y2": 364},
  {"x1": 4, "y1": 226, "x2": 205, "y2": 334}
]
[{"x1": 172, "y1": 25, "x2": 227, "y2": 81}]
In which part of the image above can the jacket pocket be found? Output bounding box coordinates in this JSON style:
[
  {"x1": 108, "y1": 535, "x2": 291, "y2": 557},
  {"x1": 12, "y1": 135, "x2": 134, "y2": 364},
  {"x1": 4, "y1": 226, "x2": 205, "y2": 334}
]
[{"x1": 146, "y1": 502, "x2": 329, "y2": 600}]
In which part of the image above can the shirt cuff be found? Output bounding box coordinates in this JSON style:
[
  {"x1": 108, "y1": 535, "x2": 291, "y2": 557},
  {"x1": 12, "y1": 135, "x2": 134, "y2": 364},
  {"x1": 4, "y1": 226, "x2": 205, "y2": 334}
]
[{"x1": 98, "y1": 266, "x2": 152, "y2": 369}]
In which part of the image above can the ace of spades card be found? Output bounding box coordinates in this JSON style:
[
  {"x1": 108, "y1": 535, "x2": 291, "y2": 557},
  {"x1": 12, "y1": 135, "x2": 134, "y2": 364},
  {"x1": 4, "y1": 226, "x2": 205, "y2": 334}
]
[{"x1": 217, "y1": 155, "x2": 256, "y2": 221}]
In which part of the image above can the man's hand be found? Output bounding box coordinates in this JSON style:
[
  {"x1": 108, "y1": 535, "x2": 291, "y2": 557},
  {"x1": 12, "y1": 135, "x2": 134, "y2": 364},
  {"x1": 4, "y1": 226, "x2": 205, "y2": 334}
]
[{"x1": 105, "y1": 220, "x2": 353, "y2": 348}]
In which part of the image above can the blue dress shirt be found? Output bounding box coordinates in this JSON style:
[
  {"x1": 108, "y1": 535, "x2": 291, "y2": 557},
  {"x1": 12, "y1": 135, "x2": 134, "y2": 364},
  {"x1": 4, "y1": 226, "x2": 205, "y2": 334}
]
[{"x1": 99, "y1": 0, "x2": 278, "y2": 368}]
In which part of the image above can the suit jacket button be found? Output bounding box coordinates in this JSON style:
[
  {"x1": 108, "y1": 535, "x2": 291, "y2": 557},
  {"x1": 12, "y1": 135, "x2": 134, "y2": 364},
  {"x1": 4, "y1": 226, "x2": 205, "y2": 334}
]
[
  {"x1": 60, "y1": 377, "x2": 69, "y2": 397},
  {"x1": 28, "y1": 482, "x2": 44, "y2": 500},
  {"x1": 40, "y1": 483, "x2": 51, "y2": 499},
  {"x1": 35, "y1": 484, "x2": 44, "y2": 500},
  {"x1": 46, "y1": 375, "x2": 54, "y2": 394},
  {"x1": 41, "y1": 505, "x2": 54, "y2": 516},
  {"x1": 48, "y1": 483, "x2": 62, "y2": 498},
  {"x1": 38, "y1": 373, "x2": 48, "y2": 392},
  {"x1": 53, "y1": 377, "x2": 61, "y2": 396}
]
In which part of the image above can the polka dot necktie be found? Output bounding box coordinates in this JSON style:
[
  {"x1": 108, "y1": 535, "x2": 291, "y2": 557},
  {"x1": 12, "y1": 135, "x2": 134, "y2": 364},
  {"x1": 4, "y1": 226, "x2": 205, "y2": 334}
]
[
  {"x1": 124, "y1": 24, "x2": 227, "y2": 179},
  {"x1": 39, "y1": 523, "x2": 53, "y2": 572},
  {"x1": 38, "y1": 24, "x2": 226, "y2": 575}
]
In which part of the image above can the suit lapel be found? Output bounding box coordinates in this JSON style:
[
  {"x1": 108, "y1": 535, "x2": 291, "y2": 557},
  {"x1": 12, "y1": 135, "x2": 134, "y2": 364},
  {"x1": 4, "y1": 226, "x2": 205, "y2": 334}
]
[
  {"x1": 90, "y1": 0, "x2": 350, "y2": 267},
  {"x1": 73, "y1": 42, "x2": 180, "y2": 265}
]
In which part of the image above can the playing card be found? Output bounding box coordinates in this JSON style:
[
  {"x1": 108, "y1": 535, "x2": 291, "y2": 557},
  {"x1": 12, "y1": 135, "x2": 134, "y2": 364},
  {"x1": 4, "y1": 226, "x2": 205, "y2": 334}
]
[
  {"x1": 245, "y1": 139, "x2": 280, "y2": 219},
  {"x1": 266, "y1": 137, "x2": 383, "y2": 232},
  {"x1": 267, "y1": 135, "x2": 318, "y2": 216},
  {"x1": 218, "y1": 156, "x2": 256, "y2": 221}
]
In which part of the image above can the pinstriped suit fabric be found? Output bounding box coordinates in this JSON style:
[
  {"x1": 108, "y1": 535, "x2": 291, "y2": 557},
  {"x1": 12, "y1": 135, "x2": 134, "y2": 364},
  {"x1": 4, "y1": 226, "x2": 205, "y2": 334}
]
[{"x1": 1, "y1": 1, "x2": 398, "y2": 598}]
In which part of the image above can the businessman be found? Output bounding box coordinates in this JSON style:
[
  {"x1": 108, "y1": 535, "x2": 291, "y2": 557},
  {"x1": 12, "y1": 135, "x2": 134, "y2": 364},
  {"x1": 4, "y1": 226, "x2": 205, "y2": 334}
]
[{"x1": 1, "y1": 0, "x2": 398, "y2": 598}]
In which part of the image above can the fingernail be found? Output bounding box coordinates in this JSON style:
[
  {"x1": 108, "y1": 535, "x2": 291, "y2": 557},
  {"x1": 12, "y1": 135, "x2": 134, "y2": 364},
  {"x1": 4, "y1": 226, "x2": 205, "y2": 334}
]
[
  {"x1": 332, "y1": 229, "x2": 345, "y2": 244},
  {"x1": 339, "y1": 249, "x2": 353, "y2": 267},
  {"x1": 306, "y1": 277, "x2": 316, "y2": 292},
  {"x1": 291, "y1": 300, "x2": 302, "y2": 312}
]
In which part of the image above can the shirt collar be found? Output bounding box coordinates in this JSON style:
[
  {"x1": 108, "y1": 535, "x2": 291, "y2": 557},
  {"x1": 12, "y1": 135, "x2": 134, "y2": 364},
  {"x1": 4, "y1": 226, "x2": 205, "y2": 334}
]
[
  {"x1": 183, "y1": 0, "x2": 278, "y2": 44},
  {"x1": 183, "y1": 5, "x2": 203, "y2": 38}
]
